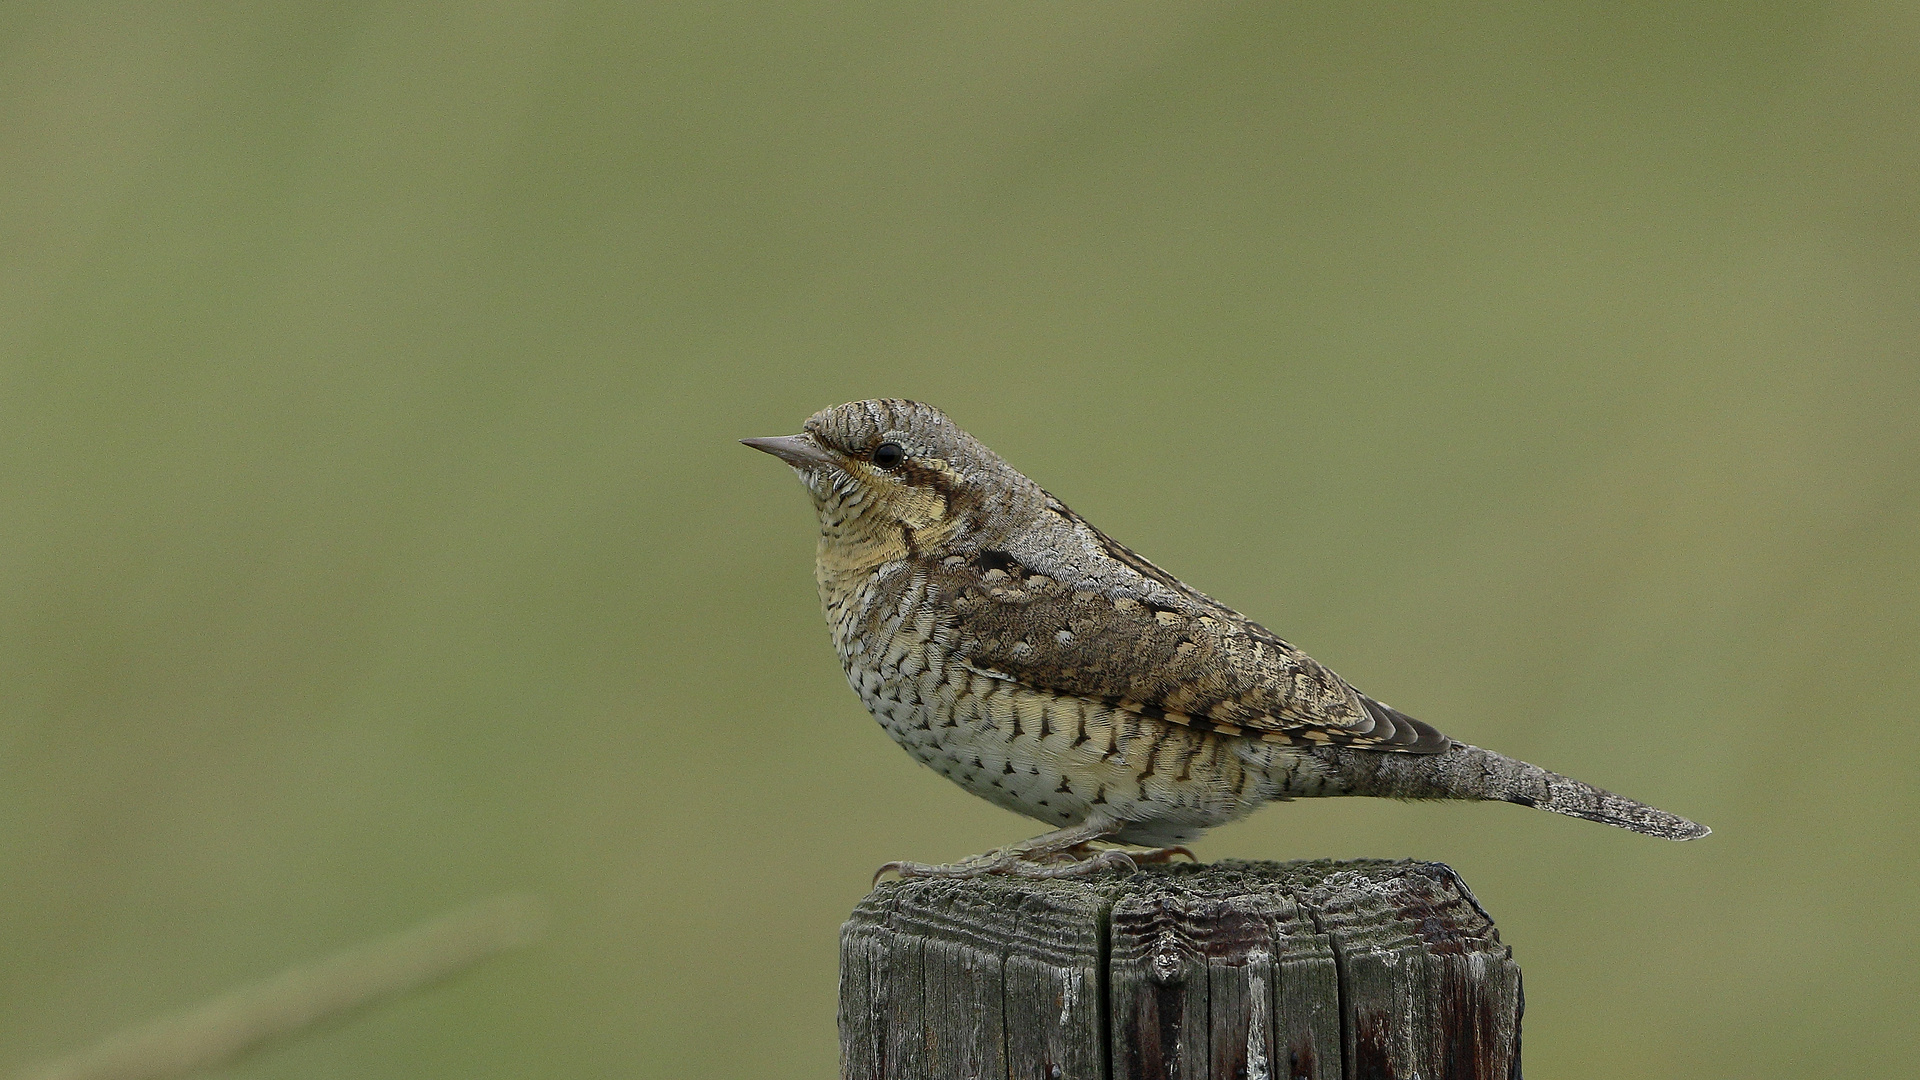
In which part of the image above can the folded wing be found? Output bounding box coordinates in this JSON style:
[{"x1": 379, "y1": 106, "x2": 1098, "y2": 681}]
[{"x1": 934, "y1": 500, "x2": 1450, "y2": 754}]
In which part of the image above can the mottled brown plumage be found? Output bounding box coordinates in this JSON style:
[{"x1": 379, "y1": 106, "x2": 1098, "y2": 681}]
[{"x1": 747, "y1": 399, "x2": 1708, "y2": 879}]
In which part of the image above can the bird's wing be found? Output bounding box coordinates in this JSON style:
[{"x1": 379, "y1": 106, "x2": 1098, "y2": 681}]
[{"x1": 933, "y1": 502, "x2": 1450, "y2": 753}]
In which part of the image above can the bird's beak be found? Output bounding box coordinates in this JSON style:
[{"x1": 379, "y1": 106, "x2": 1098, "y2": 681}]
[{"x1": 740, "y1": 433, "x2": 837, "y2": 469}]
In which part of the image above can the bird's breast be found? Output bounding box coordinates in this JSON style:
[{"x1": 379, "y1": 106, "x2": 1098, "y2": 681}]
[{"x1": 816, "y1": 559, "x2": 1279, "y2": 841}]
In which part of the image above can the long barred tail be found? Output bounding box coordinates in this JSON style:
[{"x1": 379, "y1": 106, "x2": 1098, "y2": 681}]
[{"x1": 1310, "y1": 742, "x2": 1711, "y2": 841}]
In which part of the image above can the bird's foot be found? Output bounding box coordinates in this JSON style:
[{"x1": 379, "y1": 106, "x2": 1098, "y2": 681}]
[
  {"x1": 873, "y1": 842, "x2": 1196, "y2": 884},
  {"x1": 1044, "y1": 841, "x2": 1196, "y2": 867},
  {"x1": 1128, "y1": 845, "x2": 1198, "y2": 866},
  {"x1": 873, "y1": 846, "x2": 1138, "y2": 884}
]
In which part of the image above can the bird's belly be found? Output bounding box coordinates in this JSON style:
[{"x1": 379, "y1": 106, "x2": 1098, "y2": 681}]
[{"x1": 846, "y1": 648, "x2": 1270, "y2": 844}]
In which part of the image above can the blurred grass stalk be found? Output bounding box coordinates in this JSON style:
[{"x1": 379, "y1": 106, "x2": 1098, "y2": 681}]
[{"x1": 11, "y1": 895, "x2": 547, "y2": 1080}]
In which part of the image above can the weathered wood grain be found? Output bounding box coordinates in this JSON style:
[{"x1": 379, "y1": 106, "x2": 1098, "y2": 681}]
[
  {"x1": 1290, "y1": 861, "x2": 1522, "y2": 1080},
  {"x1": 840, "y1": 859, "x2": 1520, "y2": 1080}
]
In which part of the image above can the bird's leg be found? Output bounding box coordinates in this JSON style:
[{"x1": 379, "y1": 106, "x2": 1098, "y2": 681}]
[{"x1": 875, "y1": 812, "x2": 1140, "y2": 883}]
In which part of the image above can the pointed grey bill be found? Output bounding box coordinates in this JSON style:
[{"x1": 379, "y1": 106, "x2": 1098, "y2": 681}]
[{"x1": 741, "y1": 434, "x2": 837, "y2": 469}]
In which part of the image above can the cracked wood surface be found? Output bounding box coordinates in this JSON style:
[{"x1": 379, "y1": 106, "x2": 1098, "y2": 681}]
[{"x1": 839, "y1": 860, "x2": 1521, "y2": 1080}]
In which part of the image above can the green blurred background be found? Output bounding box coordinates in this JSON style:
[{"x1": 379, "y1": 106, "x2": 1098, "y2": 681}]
[{"x1": 3, "y1": 2, "x2": 1916, "y2": 1076}]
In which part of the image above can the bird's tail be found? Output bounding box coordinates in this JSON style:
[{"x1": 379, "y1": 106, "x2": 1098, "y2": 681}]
[{"x1": 1308, "y1": 742, "x2": 1710, "y2": 840}]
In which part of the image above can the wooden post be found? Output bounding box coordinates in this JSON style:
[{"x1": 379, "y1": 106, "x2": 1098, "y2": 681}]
[{"x1": 839, "y1": 859, "x2": 1522, "y2": 1080}]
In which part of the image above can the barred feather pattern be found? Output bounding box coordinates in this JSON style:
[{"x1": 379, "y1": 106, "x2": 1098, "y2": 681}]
[{"x1": 751, "y1": 398, "x2": 1709, "y2": 848}]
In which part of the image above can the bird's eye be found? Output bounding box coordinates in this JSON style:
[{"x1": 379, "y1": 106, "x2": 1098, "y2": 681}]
[{"x1": 871, "y1": 441, "x2": 907, "y2": 470}]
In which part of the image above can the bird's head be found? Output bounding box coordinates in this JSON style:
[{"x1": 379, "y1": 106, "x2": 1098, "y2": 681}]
[{"x1": 743, "y1": 399, "x2": 1044, "y2": 568}]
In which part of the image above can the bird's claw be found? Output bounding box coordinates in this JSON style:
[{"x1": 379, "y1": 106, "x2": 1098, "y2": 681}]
[{"x1": 872, "y1": 845, "x2": 1168, "y2": 884}]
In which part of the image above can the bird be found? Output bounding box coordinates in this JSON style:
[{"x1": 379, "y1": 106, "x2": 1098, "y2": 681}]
[{"x1": 744, "y1": 399, "x2": 1709, "y2": 879}]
